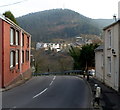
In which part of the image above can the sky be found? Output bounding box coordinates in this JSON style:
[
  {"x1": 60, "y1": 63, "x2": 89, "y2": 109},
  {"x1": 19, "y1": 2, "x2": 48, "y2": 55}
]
[{"x1": 0, "y1": 0, "x2": 120, "y2": 19}]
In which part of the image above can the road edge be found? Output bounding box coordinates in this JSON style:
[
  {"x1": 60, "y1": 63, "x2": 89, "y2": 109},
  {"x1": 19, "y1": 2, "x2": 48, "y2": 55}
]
[{"x1": 77, "y1": 75, "x2": 93, "y2": 109}]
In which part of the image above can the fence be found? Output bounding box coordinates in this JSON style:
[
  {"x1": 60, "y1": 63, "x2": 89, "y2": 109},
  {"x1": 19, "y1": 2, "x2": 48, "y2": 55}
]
[{"x1": 32, "y1": 70, "x2": 84, "y2": 76}]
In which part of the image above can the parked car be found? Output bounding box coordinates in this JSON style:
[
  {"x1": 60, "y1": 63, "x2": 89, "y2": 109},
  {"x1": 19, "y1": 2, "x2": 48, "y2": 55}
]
[{"x1": 88, "y1": 69, "x2": 95, "y2": 76}]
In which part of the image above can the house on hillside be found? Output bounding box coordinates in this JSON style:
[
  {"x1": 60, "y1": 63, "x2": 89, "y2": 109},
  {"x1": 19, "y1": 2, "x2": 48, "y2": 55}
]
[
  {"x1": 36, "y1": 42, "x2": 43, "y2": 50},
  {"x1": 95, "y1": 20, "x2": 120, "y2": 92},
  {"x1": 0, "y1": 15, "x2": 31, "y2": 88},
  {"x1": 36, "y1": 42, "x2": 66, "y2": 52}
]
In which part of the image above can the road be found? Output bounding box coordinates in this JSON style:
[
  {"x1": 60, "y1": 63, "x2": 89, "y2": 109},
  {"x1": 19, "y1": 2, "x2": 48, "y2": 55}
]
[{"x1": 2, "y1": 76, "x2": 92, "y2": 109}]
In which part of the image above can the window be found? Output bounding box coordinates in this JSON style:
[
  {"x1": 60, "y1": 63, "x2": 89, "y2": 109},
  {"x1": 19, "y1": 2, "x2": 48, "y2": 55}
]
[
  {"x1": 22, "y1": 51, "x2": 24, "y2": 63},
  {"x1": 10, "y1": 28, "x2": 15, "y2": 45},
  {"x1": 107, "y1": 30, "x2": 112, "y2": 48},
  {"x1": 22, "y1": 33, "x2": 24, "y2": 47},
  {"x1": 27, "y1": 37, "x2": 29, "y2": 48},
  {"x1": 26, "y1": 50, "x2": 29, "y2": 61},
  {"x1": 10, "y1": 28, "x2": 20, "y2": 46},
  {"x1": 16, "y1": 50, "x2": 19, "y2": 65},
  {"x1": 101, "y1": 54, "x2": 104, "y2": 68},
  {"x1": 10, "y1": 51, "x2": 15, "y2": 68},
  {"x1": 107, "y1": 57, "x2": 111, "y2": 75},
  {"x1": 16, "y1": 31, "x2": 19, "y2": 45}
]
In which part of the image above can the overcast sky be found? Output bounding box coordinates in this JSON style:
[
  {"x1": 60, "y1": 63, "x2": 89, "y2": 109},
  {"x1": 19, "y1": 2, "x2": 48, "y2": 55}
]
[{"x1": 0, "y1": 0, "x2": 120, "y2": 19}]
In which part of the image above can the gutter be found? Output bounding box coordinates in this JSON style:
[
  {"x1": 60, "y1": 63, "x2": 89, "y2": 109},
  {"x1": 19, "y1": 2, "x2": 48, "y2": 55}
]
[
  {"x1": 0, "y1": 15, "x2": 31, "y2": 36},
  {"x1": 103, "y1": 20, "x2": 120, "y2": 30}
]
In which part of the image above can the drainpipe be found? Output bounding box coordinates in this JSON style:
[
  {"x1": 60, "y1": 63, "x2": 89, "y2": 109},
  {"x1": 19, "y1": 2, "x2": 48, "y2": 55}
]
[
  {"x1": 103, "y1": 30, "x2": 105, "y2": 84},
  {"x1": 20, "y1": 30, "x2": 23, "y2": 79},
  {"x1": 119, "y1": 23, "x2": 120, "y2": 92},
  {"x1": 29, "y1": 35, "x2": 31, "y2": 69},
  {"x1": 118, "y1": 2, "x2": 120, "y2": 92}
]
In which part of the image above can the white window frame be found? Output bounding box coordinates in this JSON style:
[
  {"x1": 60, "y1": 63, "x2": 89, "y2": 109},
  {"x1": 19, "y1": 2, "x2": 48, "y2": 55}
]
[
  {"x1": 10, "y1": 28, "x2": 14, "y2": 45},
  {"x1": 107, "y1": 57, "x2": 111, "y2": 75},
  {"x1": 16, "y1": 31, "x2": 19, "y2": 45},
  {"x1": 107, "y1": 30, "x2": 112, "y2": 49},
  {"x1": 16, "y1": 50, "x2": 18, "y2": 65},
  {"x1": 10, "y1": 51, "x2": 15, "y2": 68},
  {"x1": 10, "y1": 51, "x2": 14, "y2": 68}
]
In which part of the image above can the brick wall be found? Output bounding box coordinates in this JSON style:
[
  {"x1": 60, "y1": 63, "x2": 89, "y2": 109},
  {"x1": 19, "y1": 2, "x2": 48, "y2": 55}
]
[
  {"x1": 1, "y1": 19, "x2": 31, "y2": 88},
  {"x1": 0, "y1": 19, "x2": 2, "y2": 87}
]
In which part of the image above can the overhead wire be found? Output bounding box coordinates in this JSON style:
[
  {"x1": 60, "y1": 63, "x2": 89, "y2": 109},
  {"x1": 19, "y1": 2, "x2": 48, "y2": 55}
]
[{"x1": 0, "y1": 0, "x2": 29, "y2": 7}]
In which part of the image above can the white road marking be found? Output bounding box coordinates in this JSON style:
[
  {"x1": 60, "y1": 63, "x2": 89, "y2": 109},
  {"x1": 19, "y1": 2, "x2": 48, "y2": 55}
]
[
  {"x1": 53, "y1": 76, "x2": 56, "y2": 80},
  {"x1": 49, "y1": 80, "x2": 54, "y2": 86},
  {"x1": 33, "y1": 76, "x2": 56, "y2": 99},
  {"x1": 33, "y1": 88, "x2": 48, "y2": 98}
]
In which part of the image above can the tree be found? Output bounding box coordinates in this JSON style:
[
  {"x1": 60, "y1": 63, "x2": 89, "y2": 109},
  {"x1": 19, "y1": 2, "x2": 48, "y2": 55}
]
[
  {"x1": 80, "y1": 44, "x2": 98, "y2": 71},
  {"x1": 32, "y1": 49, "x2": 73, "y2": 73},
  {"x1": 69, "y1": 44, "x2": 99, "y2": 70},
  {"x1": 69, "y1": 46, "x2": 81, "y2": 69},
  {"x1": 3, "y1": 11, "x2": 18, "y2": 25}
]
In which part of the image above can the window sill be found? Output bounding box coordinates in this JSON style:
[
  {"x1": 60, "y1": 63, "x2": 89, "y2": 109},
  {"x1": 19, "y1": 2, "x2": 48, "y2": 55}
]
[
  {"x1": 10, "y1": 44, "x2": 20, "y2": 47},
  {"x1": 10, "y1": 67, "x2": 15, "y2": 71},
  {"x1": 107, "y1": 48, "x2": 111, "y2": 50},
  {"x1": 10, "y1": 44, "x2": 15, "y2": 46},
  {"x1": 107, "y1": 73, "x2": 111, "y2": 77},
  {"x1": 113, "y1": 54, "x2": 117, "y2": 57}
]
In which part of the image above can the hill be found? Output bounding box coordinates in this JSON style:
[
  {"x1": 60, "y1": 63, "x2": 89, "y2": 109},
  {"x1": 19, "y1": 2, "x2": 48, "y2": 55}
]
[
  {"x1": 17, "y1": 9, "x2": 110, "y2": 42},
  {"x1": 93, "y1": 19, "x2": 114, "y2": 29}
]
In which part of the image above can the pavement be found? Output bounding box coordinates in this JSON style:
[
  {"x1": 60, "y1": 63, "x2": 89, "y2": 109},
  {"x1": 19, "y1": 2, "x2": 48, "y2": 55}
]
[
  {"x1": 1, "y1": 78, "x2": 30, "y2": 92},
  {"x1": 86, "y1": 76, "x2": 120, "y2": 110}
]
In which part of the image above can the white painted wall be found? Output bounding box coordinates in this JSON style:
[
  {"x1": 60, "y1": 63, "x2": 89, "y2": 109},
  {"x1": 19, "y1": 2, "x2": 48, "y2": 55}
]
[
  {"x1": 104, "y1": 23, "x2": 119, "y2": 91},
  {"x1": 95, "y1": 51, "x2": 104, "y2": 82}
]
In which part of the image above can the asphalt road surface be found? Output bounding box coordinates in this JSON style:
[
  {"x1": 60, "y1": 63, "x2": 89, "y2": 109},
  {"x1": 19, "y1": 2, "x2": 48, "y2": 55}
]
[{"x1": 2, "y1": 76, "x2": 92, "y2": 109}]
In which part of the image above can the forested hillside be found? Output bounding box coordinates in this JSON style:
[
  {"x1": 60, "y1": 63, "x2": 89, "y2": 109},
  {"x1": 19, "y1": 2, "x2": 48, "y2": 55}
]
[
  {"x1": 17, "y1": 9, "x2": 112, "y2": 42},
  {"x1": 93, "y1": 19, "x2": 114, "y2": 29}
]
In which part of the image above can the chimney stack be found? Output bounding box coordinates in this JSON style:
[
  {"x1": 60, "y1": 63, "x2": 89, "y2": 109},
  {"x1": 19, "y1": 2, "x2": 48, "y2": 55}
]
[
  {"x1": 118, "y1": 1, "x2": 120, "y2": 19},
  {"x1": 113, "y1": 14, "x2": 117, "y2": 21}
]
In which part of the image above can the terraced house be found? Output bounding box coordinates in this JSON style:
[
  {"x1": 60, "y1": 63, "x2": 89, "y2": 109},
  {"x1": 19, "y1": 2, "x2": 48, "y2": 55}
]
[
  {"x1": 95, "y1": 2, "x2": 120, "y2": 92},
  {"x1": 0, "y1": 15, "x2": 31, "y2": 88},
  {"x1": 103, "y1": 20, "x2": 120, "y2": 92},
  {"x1": 95, "y1": 20, "x2": 120, "y2": 92}
]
